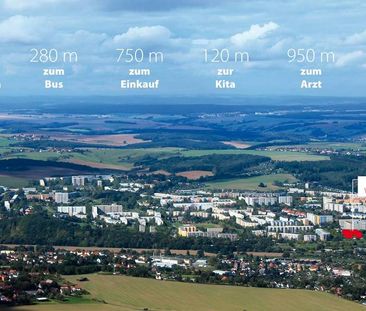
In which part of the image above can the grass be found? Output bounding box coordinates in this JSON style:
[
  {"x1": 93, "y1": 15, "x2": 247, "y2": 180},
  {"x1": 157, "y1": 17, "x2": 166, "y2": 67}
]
[
  {"x1": 282, "y1": 142, "x2": 366, "y2": 151},
  {"x1": 3, "y1": 147, "x2": 328, "y2": 167},
  {"x1": 197, "y1": 223, "x2": 224, "y2": 229},
  {"x1": 0, "y1": 136, "x2": 12, "y2": 147},
  {"x1": 207, "y1": 173, "x2": 298, "y2": 191},
  {"x1": 180, "y1": 149, "x2": 329, "y2": 161},
  {"x1": 3, "y1": 148, "x2": 182, "y2": 171},
  {"x1": 8, "y1": 305, "x2": 121, "y2": 311},
  {"x1": 0, "y1": 146, "x2": 328, "y2": 182},
  {"x1": 0, "y1": 175, "x2": 29, "y2": 188},
  {"x1": 10, "y1": 273, "x2": 365, "y2": 311}
]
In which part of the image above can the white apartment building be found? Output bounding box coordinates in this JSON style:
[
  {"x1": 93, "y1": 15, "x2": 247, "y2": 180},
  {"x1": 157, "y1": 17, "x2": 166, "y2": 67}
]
[{"x1": 54, "y1": 192, "x2": 69, "y2": 204}]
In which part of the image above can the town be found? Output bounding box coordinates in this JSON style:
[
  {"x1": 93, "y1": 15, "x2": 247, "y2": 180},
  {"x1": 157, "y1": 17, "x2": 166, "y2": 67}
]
[{"x1": 1, "y1": 172, "x2": 366, "y2": 306}]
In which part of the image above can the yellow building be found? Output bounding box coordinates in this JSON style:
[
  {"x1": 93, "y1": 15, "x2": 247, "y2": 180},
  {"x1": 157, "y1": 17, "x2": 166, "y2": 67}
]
[{"x1": 178, "y1": 225, "x2": 197, "y2": 237}]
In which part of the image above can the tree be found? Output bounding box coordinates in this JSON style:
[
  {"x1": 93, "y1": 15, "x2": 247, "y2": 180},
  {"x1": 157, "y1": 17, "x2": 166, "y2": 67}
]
[{"x1": 196, "y1": 249, "x2": 204, "y2": 258}]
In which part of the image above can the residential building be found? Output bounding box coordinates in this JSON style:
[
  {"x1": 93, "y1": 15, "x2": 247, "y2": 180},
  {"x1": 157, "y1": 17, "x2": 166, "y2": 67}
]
[
  {"x1": 57, "y1": 206, "x2": 86, "y2": 216},
  {"x1": 54, "y1": 192, "x2": 69, "y2": 204},
  {"x1": 315, "y1": 228, "x2": 331, "y2": 241},
  {"x1": 72, "y1": 176, "x2": 85, "y2": 187},
  {"x1": 178, "y1": 225, "x2": 197, "y2": 237}
]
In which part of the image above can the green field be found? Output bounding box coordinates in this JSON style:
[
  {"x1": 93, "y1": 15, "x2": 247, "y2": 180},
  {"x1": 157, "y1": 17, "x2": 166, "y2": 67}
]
[
  {"x1": 207, "y1": 173, "x2": 298, "y2": 191},
  {"x1": 278, "y1": 142, "x2": 366, "y2": 151},
  {"x1": 11, "y1": 274, "x2": 365, "y2": 311},
  {"x1": 2, "y1": 148, "x2": 182, "y2": 171},
  {"x1": 0, "y1": 175, "x2": 30, "y2": 188},
  {"x1": 0, "y1": 136, "x2": 12, "y2": 147},
  {"x1": 69, "y1": 148, "x2": 180, "y2": 167},
  {"x1": 2, "y1": 147, "x2": 328, "y2": 169},
  {"x1": 180, "y1": 149, "x2": 330, "y2": 161}
]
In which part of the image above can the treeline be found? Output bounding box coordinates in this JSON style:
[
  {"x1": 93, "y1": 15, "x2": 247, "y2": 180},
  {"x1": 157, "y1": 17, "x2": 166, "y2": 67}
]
[
  {"x1": 277, "y1": 155, "x2": 366, "y2": 190},
  {"x1": 246, "y1": 141, "x2": 304, "y2": 150},
  {"x1": 129, "y1": 132, "x2": 233, "y2": 150},
  {"x1": 11, "y1": 140, "x2": 110, "y2": 149},
  {"x1": 92, "y1": 191, "x2": 140, "y2": 209},
  {"x1": 138, "y1": 154, "x2": 271, "y2": 179},
  {"x1": 0, "y1": 158, "x2": 100, "y2": 173},
  {"x1": 0, "y1": 214, "x2": 276, "y2": 254}
]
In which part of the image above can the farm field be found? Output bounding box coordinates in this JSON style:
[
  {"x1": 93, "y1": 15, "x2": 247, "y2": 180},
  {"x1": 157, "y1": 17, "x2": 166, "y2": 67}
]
[
  {"x1": 274, "y1": 142, "x2": 366, "y2": 151},
  {"x1": 48, "y1": 133, "x2": 146, "y2": 147},
  {"x1": 221, "y1": 140, "x2": 251, "y2": 149},
  {"x1": 0, "y1": 175, "x2": 29, "y2": 188},
  {"x1": 180, "y1": 149, "x2": 330, "y2": 161},
  {"x1": 176, "y1": 170, "x2": 214, "y2": 179},
  {"x1": 2, "y1": 147, "x2": 329, "y2": 165},
  {"x1": 1, "y1": 148, "x2": 182, "y2": 171},
  {"x1": 0, "y1": 146, "x2": 328, "y2": 179},
  {"x1": 0, "y1": 146, "x2": 327, "y2": 188},
  {"x1": 10, "y1": 274, "x2": 365, "y2": 311},
  {"x1": 207, "y1": 173, "x2": 298, "y2": 191},
  {"x1": 0, "y1": 136, "x2": 12, "y2": 147}
]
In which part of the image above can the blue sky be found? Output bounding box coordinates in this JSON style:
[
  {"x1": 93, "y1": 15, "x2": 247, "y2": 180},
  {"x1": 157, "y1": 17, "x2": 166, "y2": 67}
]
[{"x1": 0, "y1": 0, "x2": 365, "y2": 96}]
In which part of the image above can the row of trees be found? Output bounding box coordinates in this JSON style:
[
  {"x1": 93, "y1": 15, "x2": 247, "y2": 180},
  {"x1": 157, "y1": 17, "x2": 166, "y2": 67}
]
[{"x1": 0, "y1": 213, "x2": 276, "y2": 254}]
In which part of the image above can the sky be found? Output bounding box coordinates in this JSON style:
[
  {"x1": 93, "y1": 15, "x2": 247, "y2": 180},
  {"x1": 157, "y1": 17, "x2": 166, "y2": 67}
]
[{"x1": 0, "y1": 0, "x2": 365, "y2": 97}]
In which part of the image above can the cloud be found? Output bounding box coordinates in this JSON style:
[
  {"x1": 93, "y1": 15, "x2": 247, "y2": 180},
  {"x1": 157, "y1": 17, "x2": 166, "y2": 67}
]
[
  {"x1": 268, "y1": 38, "x2": 291, "y2": 54},
  {"x1": 0, "y1": 15, "x2": 45, "y2": 44},
  {"x1": 335, "y1": 50, "x2": 366, "y2": 67},
  {"x1": 108, "y1": 26, "x2": 172, "y2": 48},
  {"x1": 188, "y1": 22, "x2": 284, "y2": 66},
  {"x1": 0, "y1": 0, "x2": 364, "y2": 96},
  {"x1": 230, "y1": 22, "x2": 279, "y2": 46},
  {"x1": 58, "y1": 30, "x2": 108, "y2": 50},
  {"x1": 4, "y1": 64, "x2": 18, "y2": 75},
  {"x1": 345, "y1": 29, "x2": 366, "y2": 45}
]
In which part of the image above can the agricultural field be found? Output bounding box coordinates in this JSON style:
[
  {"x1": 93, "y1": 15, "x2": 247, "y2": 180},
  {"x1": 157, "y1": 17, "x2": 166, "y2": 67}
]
[
  {"x1": 274, "y1": 142, "x2": 366, "y2": 151},
  {"x1": 1, "y1": 148, "x2": 182, "y2": 171},
  {"x1": 176, "y1": 170, "x2": 214, "y2": 180},
  {"x1": 0, "y1": 175, "x2": 29, "y2": 188},
  {"x1": 0, "y1": 146, "x2": 318, "y2": 187},
  {"x1": 221, "y1": 140, "x2": 252, "y2": 149},
  {"x1": 0, "y1": 136, "x2": 12, "y2": 147},
  {"x1": 207, "y1": 173, "x2": 298, "y2": 191},
  {"x1": 10, "y1": 274, "x2": 365, "y2": 311},
  {"x1": 47, "y1": 133, "x2": 146, "y2": 147},
  {"x1": 0, "y1": 145, "x2": 328, "y2": 179},
  {"x1": 180, "y1": 149, "x2": 330, "y2": 161}
]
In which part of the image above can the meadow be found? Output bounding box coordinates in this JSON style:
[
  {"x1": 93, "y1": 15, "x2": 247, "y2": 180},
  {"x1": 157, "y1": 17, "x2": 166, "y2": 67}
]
[
  {"x1": 1, "y1": 146, "x2": 329, "y2": 169},
  {"x1": 180, "y1": 149, "x2": 330, "y2": 161},
  {"x1": 0, "y1": 139, "x2": 327, "y2": 188},
  {"x1": 10, "y1": 274, "x2": 365, "y2": 311},
  {"x1": 0, "y1": 175, "x2": 29, "y2": 188},
  {"x1": 207, "y1": 173, "x2": 298, "y2": 191},
  {"x1": 1, "y1": 148, "x2": 182, "y2": 171}
]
